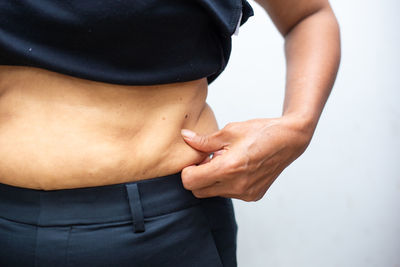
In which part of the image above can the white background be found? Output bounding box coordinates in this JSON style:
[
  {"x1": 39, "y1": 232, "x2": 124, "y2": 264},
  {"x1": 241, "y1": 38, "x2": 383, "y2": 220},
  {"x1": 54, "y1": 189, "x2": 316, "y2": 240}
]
[{"x1": 206, "y1": 0, "x2": 400, "y2": 266}]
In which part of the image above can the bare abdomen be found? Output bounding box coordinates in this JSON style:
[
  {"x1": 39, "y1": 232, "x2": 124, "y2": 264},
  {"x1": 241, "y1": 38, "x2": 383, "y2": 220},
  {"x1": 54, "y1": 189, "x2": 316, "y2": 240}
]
[{"x1": 0, "y1": 66, "x2": 219, "y2": 190}]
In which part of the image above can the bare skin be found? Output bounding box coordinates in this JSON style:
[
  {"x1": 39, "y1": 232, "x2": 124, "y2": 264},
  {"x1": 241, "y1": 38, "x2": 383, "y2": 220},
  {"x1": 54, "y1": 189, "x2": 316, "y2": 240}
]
[
  {"x1": 0, "y1": 0, "x2": 340, "y2": 199},
  {"x1": 181, "y1": 0, "x2": 341, "y2": 201},
  {"x1": 0, "y1": 66, "x2": 217, "y2": 190}
]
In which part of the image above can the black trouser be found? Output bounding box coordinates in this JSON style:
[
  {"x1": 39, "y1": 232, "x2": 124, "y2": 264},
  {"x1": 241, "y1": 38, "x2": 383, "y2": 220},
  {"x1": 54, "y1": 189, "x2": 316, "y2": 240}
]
[{"x1": 0, "y1": 172, "x2": 238, "y2": 267}]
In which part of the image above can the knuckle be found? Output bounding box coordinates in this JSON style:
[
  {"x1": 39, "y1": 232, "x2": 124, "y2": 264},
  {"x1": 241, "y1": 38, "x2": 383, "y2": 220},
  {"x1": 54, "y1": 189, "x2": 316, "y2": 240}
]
[
  {"x1": 241, "y1": 194, "x2": 254, "y2": 202},
  {"x1": 226, "y1": 162, "x2": 248, "y2": 178},
  {"x1": 254, "y1": 194, "x2": 263, "y2": 202},
  {"x1": 236, "y1": 159, "x2": 248, "y2": 173},
  {"x1": 181, "y1": 178, "x2": 193, "y2": 190},
  {"x1": 213, "y1": 129, "x2": 224, "y2": 139},
  {"x1": 248, "y1": 189, "x2": 258, "y2": 201},
  {"x1": 251, "y1": 186, "x2": 267, "y2": 202},
  {"x1": 231, "y1": 159, "x2": 242, "y2": 170},
  {"x1": 181, "y1": 170, "x2": 194, "y2": 190},
  {"x1": 220, "y1": 122, "x2": 239, "y2": 139},
  {"x1": 236, "y1": 183, "x2": 261, "y2": 202},
  {"x1": 192, "y1": 190, "x2": 207, "y2": 198},
  {"x1": 224, "y1": 158, "x2": 241, "y2": 174},
  {"x1": 233, "y1": 179, "x2": 248, "y2": 195},
  {"x1": 255, "y1": 189, "x2": 268, "y2": 201},
  {"x1": 198, "y1": 135, "x2": 208, "y2": 147},
  {"x1": 242, "y1": 191, "x2": 258, "y2": 202},
  {"x1": 224, "y1": 162, "x2": 235, "y2": 174},
  {"x1": 224, "y1": 122, "x2": 236, "y2": 131}
]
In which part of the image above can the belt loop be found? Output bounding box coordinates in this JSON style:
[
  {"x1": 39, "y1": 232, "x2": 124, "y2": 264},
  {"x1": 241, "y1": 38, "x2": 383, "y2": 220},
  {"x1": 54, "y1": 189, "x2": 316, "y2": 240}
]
[{"x1": 125, "y1": 183, "x2": 145, "y2": 233}]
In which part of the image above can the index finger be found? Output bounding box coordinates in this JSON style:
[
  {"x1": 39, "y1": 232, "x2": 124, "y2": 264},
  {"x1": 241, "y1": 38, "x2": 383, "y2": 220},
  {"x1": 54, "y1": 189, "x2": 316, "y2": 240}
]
[{"x1": 181, "y1": 155, "x2": 225, "y2": 190}]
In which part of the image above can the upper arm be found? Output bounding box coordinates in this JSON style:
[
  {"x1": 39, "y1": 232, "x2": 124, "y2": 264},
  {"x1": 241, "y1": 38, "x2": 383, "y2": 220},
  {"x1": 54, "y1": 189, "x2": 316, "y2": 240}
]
[{"x1": 252, "y1": 0, "x2": 331, "y2": 36}]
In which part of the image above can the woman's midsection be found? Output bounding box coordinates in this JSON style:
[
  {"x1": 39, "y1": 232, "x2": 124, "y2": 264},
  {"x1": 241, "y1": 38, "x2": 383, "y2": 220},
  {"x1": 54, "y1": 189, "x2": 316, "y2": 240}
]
[{"x1": 0, "y1": 66, "x2": 219, "y2": 190}]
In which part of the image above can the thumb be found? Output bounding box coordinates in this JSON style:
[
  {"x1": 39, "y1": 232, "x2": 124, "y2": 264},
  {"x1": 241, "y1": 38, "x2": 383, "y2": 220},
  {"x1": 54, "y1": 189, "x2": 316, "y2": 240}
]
[{"x1": 181, "y1": 129, "x2": 226, "y2": 153}]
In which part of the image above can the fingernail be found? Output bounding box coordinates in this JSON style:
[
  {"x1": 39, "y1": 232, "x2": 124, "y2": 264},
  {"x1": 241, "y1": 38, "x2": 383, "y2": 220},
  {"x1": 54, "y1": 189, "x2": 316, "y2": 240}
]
[{"x1": 181, "y1": 129, "x2": 196, "y2": 140}]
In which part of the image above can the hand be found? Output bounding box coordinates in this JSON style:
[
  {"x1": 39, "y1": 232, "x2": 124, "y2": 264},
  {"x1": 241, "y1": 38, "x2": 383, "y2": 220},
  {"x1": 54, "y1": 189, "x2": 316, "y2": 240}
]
[{"x1": 180, "y1": 116, "x2": 314, "y2": 201}]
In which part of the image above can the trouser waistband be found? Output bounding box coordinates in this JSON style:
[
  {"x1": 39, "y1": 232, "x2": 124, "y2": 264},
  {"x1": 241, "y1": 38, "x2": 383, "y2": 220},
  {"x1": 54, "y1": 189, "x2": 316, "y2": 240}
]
[{"x1": 0, "y1": 172, "x2": 201, "y2": 233}]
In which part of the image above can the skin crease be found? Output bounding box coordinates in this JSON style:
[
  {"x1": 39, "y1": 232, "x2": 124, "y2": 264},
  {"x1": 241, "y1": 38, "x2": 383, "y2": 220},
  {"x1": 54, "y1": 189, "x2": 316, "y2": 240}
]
[
  {"x1": 0, "y1": 67, "x2": 217, "y2": 190},
  {"x1": 180, "y1": 0, "x2": 341, "y2": 201},
  {"x1": 0, "y1": 0, "x2": 340, "y2": 196}
]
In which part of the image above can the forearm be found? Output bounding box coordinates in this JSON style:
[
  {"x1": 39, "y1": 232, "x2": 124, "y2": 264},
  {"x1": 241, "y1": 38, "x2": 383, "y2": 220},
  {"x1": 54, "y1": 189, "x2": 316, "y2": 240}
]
[{"x1": 282, "y1": 4, "x2": 341, "y2": 133}]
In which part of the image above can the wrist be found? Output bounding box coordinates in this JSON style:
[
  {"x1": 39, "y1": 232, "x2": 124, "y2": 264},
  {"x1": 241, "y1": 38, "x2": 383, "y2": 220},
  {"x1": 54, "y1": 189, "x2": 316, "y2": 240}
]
[{"x1": 281, "y1": 112, "x2": 319, "y2": 138}]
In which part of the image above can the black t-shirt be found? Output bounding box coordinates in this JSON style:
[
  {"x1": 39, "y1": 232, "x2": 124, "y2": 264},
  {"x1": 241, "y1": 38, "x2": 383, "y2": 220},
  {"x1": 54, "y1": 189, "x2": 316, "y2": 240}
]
[{"x1": 0, "y1": 0, "x2": 254, "y2": 85}]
